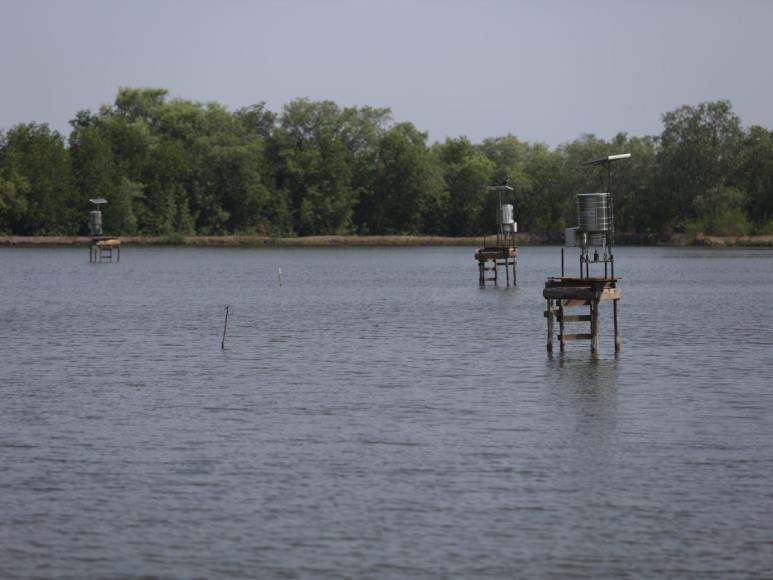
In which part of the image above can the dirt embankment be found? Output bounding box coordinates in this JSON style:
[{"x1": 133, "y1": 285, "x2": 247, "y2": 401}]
[
  {"x1": 0, "y1": 233, "x2": 542, "y2": 247},
  {"x1": 1, "y1": 233, "x2": 771, "y2": 247},
  {"x1": 692, "y1": 233, "x2": 773, "y2": 247}
]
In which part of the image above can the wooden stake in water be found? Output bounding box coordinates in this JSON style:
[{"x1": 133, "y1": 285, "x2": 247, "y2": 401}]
[
  {"x1": 221, "y1": 305, "x2": 230, "y2": 350},
  {"x1": 278, "y1": 267, "x2": 283, "y2": 287}
]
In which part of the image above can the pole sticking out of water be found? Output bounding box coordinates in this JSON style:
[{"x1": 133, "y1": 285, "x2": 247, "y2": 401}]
[
  {"x1": 221, "y1": 305, "x2": 230, "y2": 350},
  {"x1": 278, "y1": 267, "x2": 283, "y2": 287},
  {"x1": 561, "y1": 247, "x2": 565, "y2": 277}
]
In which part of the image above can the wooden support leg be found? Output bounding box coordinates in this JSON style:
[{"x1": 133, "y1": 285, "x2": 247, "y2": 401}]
[
  {"x1": 613, "y1": 299, "x2": 620, "y2": 352},
  {"x1": 591, "y1": 299, "x2": 600, "y2": 354},
  {"x1": 493, "y1": 259, "x2": 498, "y2": 286},
  {"x1": 513, "y1": 259, "x2": 517, "y2": 286},
  {"x1": 546, "y1": 299, "x2": 554, "y2": 352},
  {"x1": 558, "y1": 301, "x2": 565, "y2": 352},
  {"x1": 479, "y1": 260, "x2": 484, "y2": 287},
  {"x1": 505, "y1": 258, "x2": 510, "y2": 287}
]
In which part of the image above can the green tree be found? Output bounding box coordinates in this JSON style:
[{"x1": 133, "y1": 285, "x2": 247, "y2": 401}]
[
  {"x1": 0, "y1": 123, "x2": 75, "y2": 234},
  {"x1": 690, "y1": 185, "x2": 751, "y2": 236},
  {"x1": 516, "y1": 143, "x2": 562, "y2": 234},
  {"x1": 656, "y1": 99, "x2": 744, "y2": 229},
  {"x1": 435, "y1": 137, "x2": 495, "y2": 235},
  {"x1": 269, "y1": 99, "x2": 357, "y2": 235},
  {"x1": 357, "y1": 122, "x2": 444, "y2": 234},
  {"x1": 736, "y1": 125, "x2": 773, "y2": 229},
  {"x1": 104, "y1": 177, "x2": 140, "y2": 234},
  {"x1": 113, "y1": 87, "x2": 168, "y2": 127},
  {"x1": 478, "y1": 135, "x2": 533, "y2": 234},
  {"x1": 0, "y1": 169, "x2": 30, "y2": 234},
  {"x1": 69, "y1": 114, "x2": 122, "y2": 233}
]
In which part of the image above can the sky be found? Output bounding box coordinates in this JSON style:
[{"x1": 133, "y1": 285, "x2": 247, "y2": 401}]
[{"x1": 1, "y1": 0, "x2": 771, "y2": 147}]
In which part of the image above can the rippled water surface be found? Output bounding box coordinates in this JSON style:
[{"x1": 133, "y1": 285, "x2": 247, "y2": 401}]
[{"x1": 1, "y1": 246, "x2": 772, "y2": 578}]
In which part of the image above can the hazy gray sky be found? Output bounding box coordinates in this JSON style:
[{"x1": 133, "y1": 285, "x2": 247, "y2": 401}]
[{"x1": 1, "y1": 0, "x2": 771, "y2": 146}]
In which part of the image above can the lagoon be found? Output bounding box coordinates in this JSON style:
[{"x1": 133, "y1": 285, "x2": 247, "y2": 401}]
[{"x1": 1, "y1": 246, "x2": 772, "y2": 577}]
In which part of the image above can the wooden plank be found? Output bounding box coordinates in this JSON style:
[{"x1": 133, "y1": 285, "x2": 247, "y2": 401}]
[
  {"x1": 545, "y1": 276, "x2": 620, "y2": 287},
  {"x1": 561, "y1": 299, "x2": 590, "y2": 307},
  {"x1": 546, "y1": 310, "x2": 591, "y2": 319},
  {"x1": 561, "y1": 333, "x2": 592, "y2": 341},
  {"x1": 544, "y1": 286, "x2": 617, "y2": 300},
  {"x1": 543, "y1": 287, "x2": 594, "y2": 301},
  {"x1": 558, "y1": 314, "x2": 591, "y2": 322},
  {"x1": 96, "y1": 238, "x2": 121, "y2": 247}
]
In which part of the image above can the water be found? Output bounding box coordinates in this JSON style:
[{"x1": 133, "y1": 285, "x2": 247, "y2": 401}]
[{"x1": 1, "y1": 246, "x2": 772, "y2": 578}]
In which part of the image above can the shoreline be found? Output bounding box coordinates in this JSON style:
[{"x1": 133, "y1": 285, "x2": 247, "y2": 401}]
[{"x1": 1, "y1": 233, "x2": 772, "y2": 248}]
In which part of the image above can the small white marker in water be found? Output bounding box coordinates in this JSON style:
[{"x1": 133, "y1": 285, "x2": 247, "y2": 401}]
[{"x1": 278, "y1": 267, "x2": 283, "y2": 287}]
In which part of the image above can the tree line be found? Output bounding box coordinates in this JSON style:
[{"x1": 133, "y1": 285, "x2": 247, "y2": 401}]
[{"x1": 1, "y1": 88, "x2": 771, "y2": 238}]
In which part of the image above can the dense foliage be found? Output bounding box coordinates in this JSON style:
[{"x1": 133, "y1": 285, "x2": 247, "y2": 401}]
[{"x1": 1, "y1": 89, "x2": 771, "y2": 237}]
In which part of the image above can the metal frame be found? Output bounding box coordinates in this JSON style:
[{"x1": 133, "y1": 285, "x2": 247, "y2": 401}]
[{"x1": 576, "y1": 153, "x2": 631, "y2": 280}]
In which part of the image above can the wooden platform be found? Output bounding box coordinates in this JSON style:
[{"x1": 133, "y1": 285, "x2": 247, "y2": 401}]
[
  {"x1": 90, "y1": 237, "x2": 121, "y2": 263},
  {"x1": 543, "y1": 277, "x2": 620, "y2": 354},
  {"x1": 475, "y1": 246, "x2": 518, "y2": 287},
  {"x1": 475, "y1": 246, "x2": 517, "y2": 260}
]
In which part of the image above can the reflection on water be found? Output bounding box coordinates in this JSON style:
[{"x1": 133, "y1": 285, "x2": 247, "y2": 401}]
[{"x1": 1, "y1": 246, "x2": 773, "y2": 578}]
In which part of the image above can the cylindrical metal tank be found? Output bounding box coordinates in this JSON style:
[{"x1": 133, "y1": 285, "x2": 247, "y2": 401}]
[
  {"x1": 576, "y1": 193, "x2": 611, "y2": 233},
  {"x1": 500, "y1": 204, "x2": 514, "y2": 225},
  {"x1": 89, "y1": 210, "x2": 103, "y2": 235}
]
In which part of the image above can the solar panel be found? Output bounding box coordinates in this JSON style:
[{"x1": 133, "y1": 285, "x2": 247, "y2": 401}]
[{"x1": 583, "y1": 153, "x2": 631, "y2": 166}]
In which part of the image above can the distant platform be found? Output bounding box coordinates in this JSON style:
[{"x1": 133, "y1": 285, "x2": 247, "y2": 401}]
[
  {"x1": 90, "y1": 236, "x2": 121, "y2": 263},
  {"x1": 474, "y1": 246, "x2": 517, "y2": 260}
]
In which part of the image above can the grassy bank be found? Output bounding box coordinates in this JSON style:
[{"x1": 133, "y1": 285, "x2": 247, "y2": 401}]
[
  {"x1": 1, "y1": 233, "x2": 772, "y2": 248},
  {"x1": 0, "y1": 234, "x2": 493, "y2": 247}
]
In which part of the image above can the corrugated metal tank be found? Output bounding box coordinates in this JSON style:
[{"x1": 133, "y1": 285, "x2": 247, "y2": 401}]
[
  {"x1": 500, "y1": 204, "x2": 514, "y2": 225},
  {"x1": 89, "y1": 210, "x2": 103, "y2": 235},
  {"x1": 576, "y1": 193, "x2": 611, "y2": 233},
  {"x1": 500, "y1": 204, "x2": 517, "y2": 232}
]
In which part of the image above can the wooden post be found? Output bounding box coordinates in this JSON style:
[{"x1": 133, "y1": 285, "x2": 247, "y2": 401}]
[
  {"x1": 558, "y1": 301, "x2": 565, "y2": 352},
  {"x1": 493, "y1": 259, "x2": 498, "y2": 286},
  {"x1": 561, "y1": 247, "x2": 565, "y2": 277},
  {"x1": 591, "y1": 298, "x2": 600, "y2": 354},
  {"x1": 613, "y1": 298, "x2": 620, "y2": 352},
  {"x1": 546, "y1": 299, "x2": 554, "y2": 352},
  {"x1": 221, "y1": 305, "x2": 230, "y2": 351},
  {"x1": 512, "y1": 257, "x2": 517, "y2": 286},
  {"x1": 505, "y1": 257, "x2": 510, "y2": 287},
  {"x1": 479, "y1": 260, "x2": 484, "y2": 287}
]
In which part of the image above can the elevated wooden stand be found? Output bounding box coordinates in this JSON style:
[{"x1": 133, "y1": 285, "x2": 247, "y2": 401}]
[
  {"x1": 90, "y1": 237, "x2": 121, "y2": 263},
  {"x1": 543, "y1": 277, "x2": 620, "y2": 354},
  {"x1": 475, "y1": 246, "x2": 517, "y2": 287}
]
